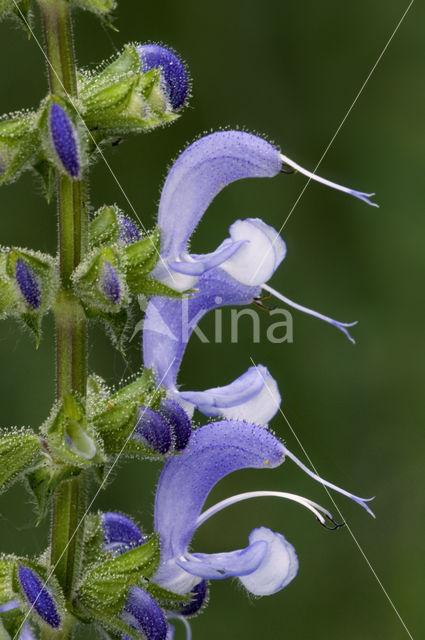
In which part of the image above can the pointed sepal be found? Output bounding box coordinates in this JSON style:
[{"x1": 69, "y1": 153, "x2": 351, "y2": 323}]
[
  {"x1": 88, "y1": 370, "x2": 166, "y2": 456},
  {"x1": 42, "y1": 395, "x2": 104, "y2": 467},
  {"x1": 90, "y1": 205, "x2": 140, "y2": 249},
  {"x1": 77, "y1": 535, "x2": 160, "y2": 616},
  {"x1": 26, "y1": 462, "x2": 81, "y2": 524},
  {"x1": 0, "y1": 430, "x2": 41, "y2": 494},
  {"x1": 0, "y1": 113, "x2": 39, "y2": 186},
  {"x1": 72, "y1": 246, "x2": 129, "y2": 314}
]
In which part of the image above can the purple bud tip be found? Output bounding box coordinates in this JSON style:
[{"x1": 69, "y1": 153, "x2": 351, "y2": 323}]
[
  {"x1": 159, "y1": 398, "x2": 191, "y2": 451},
  {"x1": 100, "y1": 260, "x2": 121, "y2": 304},
  {"x1": 137, "y1": 44, "x2": 189, "y2": 110},
  {"x1": 117, "y1": 215, "x2": 140, "y2": 245},
  {"x1": 100, "y1": 512, "x2": 145, "y2": 554},
  {"x1": 134, "y1": 407, "x2": 172, "y2": 454},
  {"x1": 49, "y1": 103, "x2": 80, "y2": 178},
  {"x1": 18, "y1": 566, "x2": 61, "y2": 629},
  {"x1": 179, "y1": 580, "x2": 208, "y2": 617},
  {"x1": 15, "y1": 259, "x2": 41, "y2": 309},
  {"x1": 122, "y1": 587, "x2": 167, "y2": 640}
]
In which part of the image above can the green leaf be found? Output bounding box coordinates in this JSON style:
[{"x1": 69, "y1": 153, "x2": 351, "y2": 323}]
[
  {"x1": 0, "y1": 606, "x2": 27, "y2": 639},
  {"x1": 143, "y1": 581, "x2": 191, "y2": 609},
  {"x1": 0, "y1": 430, "x2": 41, "y2": 494},
  {"x1": 78, "y1": 535, "x2": 160, "y2": 614},
  {"x1": 71, "y1": 0, "x2": 116, "y2": 17},
  {"x1": 33, "y1": 160, "x2": 55, "y2": 203},
  {"x1": 89, "y1": 205, "x2": 121, "y2": 248}
]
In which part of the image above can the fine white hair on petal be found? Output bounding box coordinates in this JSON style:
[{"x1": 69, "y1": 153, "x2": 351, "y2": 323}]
[
  {"x1": 220, "y1": 218, "x2": 286, "y2": 286},
  {"x1": 238, "y1": 527, "x2": 299, "y2": 596}
]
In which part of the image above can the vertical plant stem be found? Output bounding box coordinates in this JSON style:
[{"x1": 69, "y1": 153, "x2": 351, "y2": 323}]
[{"x1": 38, "y1": 0, "x2": 89, "y2": 628}]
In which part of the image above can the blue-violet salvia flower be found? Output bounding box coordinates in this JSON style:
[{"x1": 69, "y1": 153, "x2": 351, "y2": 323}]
[
  {"x1": 117, "y1": 215, "x2": 140, "y2": 246},
  {"x1": 0, "y1": 601, "x2": 35, "y2": 639},
  {"x1": 122, "y1": 586, "x2": 168, "y2": 640},
  {"x1": 17, "y1": 566, "x2": 61, "y2": 628},
  {"x1": 152, "y1": 422, "x2": 374, "y2": 597},
  {"x1": 100, "y1": 260, "x2": 122, "y2": 305},
  {"x1": 15, "y1": 259, "x2": 41, "y2": 309},
  {"x1": 144, "y1": 268, "x2": 280, "y2": 425},
  {"x1": 137, "y1": 44, "x2": 189, "y2": 111},
  {"x1": 49, "y1": 103, "x2": 80, "y2": 178},
  {"x1": 151, "y1": 130, "x2": 376, "y2": 340},
  {"x1": 100, "y1": 511, "x2": 146, "y2": 554}
]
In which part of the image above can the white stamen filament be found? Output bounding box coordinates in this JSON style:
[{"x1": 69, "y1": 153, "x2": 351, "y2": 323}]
[
  {"x1": 262, "y1": 283, "x2": 357, "y2": 344},
  {"x1": 279, "y1": 153, "x2": 378, "y2": 207},
  {"x1": 196, "y1": 490, "x2": 333, "y2": 529},
  {"x1": 167, "y1": 615, "x2": 192, "y2": 640}
]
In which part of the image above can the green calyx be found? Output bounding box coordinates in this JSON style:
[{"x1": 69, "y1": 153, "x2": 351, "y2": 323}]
[
  {"x1": 77, "y1": 535, "x2": 160, "y2": 616},
  {"x1": 41, "y1": 394, "x2": 104, "y2": 467},
  {"x1": 70, "y1": 0, "x2": 116, "y2": 18},
  {"x1": 0, "y1": 558, "x2": 16, "y2": 607},
  {"x1": 89, "y1": 205, "x2": 122, "y2": 248},
  {"x1": 88, "y1": 370, "x2": 165, "y2": 456},
  {"x1": 72, "y1": 246, "x2": 129, "y2": 314},
  {"x1": 0, "y1": 247, "x2": 58, "y2": 344},
  {"x1": 0, "y1": 430, "x2": 41, "y2": 494},
  {"x1": 0, "y1": 114, "x2": 39, "y2": 186},
  {"x1": 79, "y1": 44, "x2": 179, "y2": 137}
]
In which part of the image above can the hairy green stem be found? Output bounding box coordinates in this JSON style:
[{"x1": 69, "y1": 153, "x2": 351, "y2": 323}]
[{"x1": 38, "y1": 0, "x2": 89, "y2": 633}]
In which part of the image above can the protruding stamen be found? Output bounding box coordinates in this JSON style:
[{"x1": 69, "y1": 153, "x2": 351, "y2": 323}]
[
  {"x1": 282, "y1": 447, "x2": 375, "y2": 518},
  {"x1": 263, "y1": 283, "x2": 357, "y2": 344},
  {"x1": 195, "y1": 490, "x2": 337, "y2": 529},
  {"x1": 280, "y1": 152, "x2": 378, "y2": 207}
]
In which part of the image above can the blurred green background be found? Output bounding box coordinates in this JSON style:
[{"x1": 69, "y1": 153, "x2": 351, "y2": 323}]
[{"x1": 0, "y1": 0, "x2": 423, "y2": 637}]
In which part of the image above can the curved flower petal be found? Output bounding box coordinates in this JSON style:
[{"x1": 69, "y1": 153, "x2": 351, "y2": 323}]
[
  {"x1": 178, "y1": 365, "x2": 280, "y2": 426},
  {"x1": 100, "y1": 512, "x2": 145, "y2": 554},
  {"x1": 177, "y1": 539, "x2": 267, "y2": 579},
  {"x1": 122, "y1": 586, "x2": 167, "y2": 640},
  {"x1": 238, "y1": 527, "x2": 298, "y2": 595},
  {"x1": 154, "y1": 421, "x2": 284, "y2": 567},
  {"x1": 157, "y1": 131, "x2": 282, "y2": 261},
  {"x1": 143, "y1": 269, "x2": 260, "y2": 388},
  {"x1": 168, "y1": 239, "x2": 245, "y2": 276},
  {"x1": 220, "y1": 218, "x2": 286, "y2": 286}
]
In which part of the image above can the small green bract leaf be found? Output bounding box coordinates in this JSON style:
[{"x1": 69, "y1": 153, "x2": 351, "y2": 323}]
[
  {"x1": 0, "y1": 430, "x2": 41, "y2": 494},
  {"x1": 27, "y1": 463, "x2": 81, "y2": 524},
  {"x1": 78, "y1": 535, "x2": 160, "y2": 614}
]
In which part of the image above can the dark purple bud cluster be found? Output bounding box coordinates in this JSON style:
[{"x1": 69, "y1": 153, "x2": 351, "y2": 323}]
[
  {"x1": 100, "y1": 511, "x2": 146, "y2": 554},
  {"x1": 117, "y1": 215, "x2": 140, "y2": 246},
  {"x1": 100, "y1": 260, "x2": 122, "y2": 304},
  {"x1": 18, "y1": 566, "x2": 61, "y2": 629},
  {"x1": 49, "y1": 103, "x2": 80, "y2": 178},
  {"x1": 137, "y1": 44, "x2": 189, "y2": 111},
  {"x1": 122, "y1": 586, "x2": 168, "y2": 640},
  {"x1": 179, "y1": 579, "x2": 208, "y2": 617},
  {"x1": 15, "y1": 258, "x2": 41, "y2": 309},
  {"x1": 133, "y1": 398, "x2": 191, "y2": 455}
]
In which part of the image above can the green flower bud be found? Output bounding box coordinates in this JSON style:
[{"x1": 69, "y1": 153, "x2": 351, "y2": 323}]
[
  {"x1": 42, "y1": 394, "x2": 103, "y2": 467},
  {"x1": 88, "y1": 369, "x2": 165, "y2": 456},
  {"x1": 90, "y1": 205, "x2": 140, "y2": 249},
  {"x1": 79, "y1": 44, "x2": 179, "y2": 137},
  {"x1": 78, "y1": 535, "x2": 160, "y2": 615},
  {"x1": 0, "y1": 430, "x2": 41, "y2": 494},
  {"x1": 0, "y1": 114, "x2": 39, "y2": 186},
  {"x1": 72, "y1": 246, "x2": 129, "y2": 314},
  {"x1": 70, "y1": 0, "x2": 116, "y2": 18}
]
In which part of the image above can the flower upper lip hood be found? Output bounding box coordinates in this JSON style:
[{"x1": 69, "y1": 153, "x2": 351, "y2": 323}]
[{"x1": 153, "y1": 130, "x2": 376, "y2": 292}]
